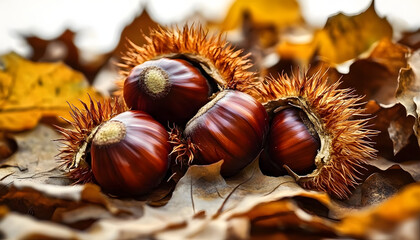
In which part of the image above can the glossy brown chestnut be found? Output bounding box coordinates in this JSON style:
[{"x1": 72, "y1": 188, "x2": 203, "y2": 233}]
[
  {"x1": 91, "y1": 110, "x2": 170, "y2": 196},
  {"x1": 184, "y1": 90, "x2": 269, "y2": 176},
  {"x1": 123, "y1": 58, "x2": 211, "y2": 126},
  {"x1": 265, "y1": 108, "x2": 320, "y2": 175}
]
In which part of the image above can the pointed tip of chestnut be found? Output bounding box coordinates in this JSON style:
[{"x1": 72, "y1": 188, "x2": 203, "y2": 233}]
[{"x1": 93, "y1": 120, "x2": 127, "y2": 146}]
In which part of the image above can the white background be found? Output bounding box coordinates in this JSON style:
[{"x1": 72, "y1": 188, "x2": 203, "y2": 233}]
[{"x1": 0, "y1": 0, "x2": 419, "y2": 57}]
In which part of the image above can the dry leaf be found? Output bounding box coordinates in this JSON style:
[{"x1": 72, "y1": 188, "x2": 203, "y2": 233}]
[
  {"x1": 368, "y1": 157, "x2": 420, "y2": 181},
  {"x1": 365, "y1": 101, "x2": 419, "y2": 158},
  {"x1": 215, "y1": 0, "x2": 303, "y2": 74},
  {"x1": 241, "y1": 199, "x2": 335, "y2": 235},
  {"x1": 277, "y1": 2, "x2": 392, "y2": 64},
  {"x1": 306, "y1": 39, "x2": 410, "y2": 106},
  {"x1": 325, "y1": 167, "x2": 414, "y2": 219},
  {"x1": 340, "y1": 39, "x2": 409, "y2": 105},
  {"x1": 0, "y1": 53, "x2": 102, "y2": 131},
  {"x1": 25, "y1": 30, "x2": 79, "y2": 65},
  {"x1": 219, "y1": 0, "x2": 302, "y2": 31},
  {"x1": 398, "y1": 29, "x2": 420, "y2": 50},
  {"x1": 335, "y1": 182, "x2": 420, "y2": 238},
  {"x1": 309, "y1": 40, "x2": 414, "y2": 157},
  {"x1": 0, "y1": 132, "x2": 17, "y2": 159},
  {"x1": 397, "y1": 50, "x2": 420, "y2": 148},
  {"x1": 24, "y1": 30, "x2": 111, "y2": 84},
  {"x1": 228, "y1": 12, "x2": 276, "y2": 73},
  {"x1": 113, "y1": 10, "x2": 160, "y2": 59},
  {"x1": 360, "y1": 169, "x2": 414, "y2": 207},
  {"x1": 0, "y1": 124, "x2": 67, "y2": 185},
  {"x1": 396, "y1": 50, "x2": 420, "y2": 117}
]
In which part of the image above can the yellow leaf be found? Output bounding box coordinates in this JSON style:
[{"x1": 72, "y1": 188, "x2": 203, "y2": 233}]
[
  {"x1": 335, "y1": 182, "x2": 420, "y2": 237},
  {"x1": 220, "y1": 0, "x2": 303, "y2": 31},
  {"x1": 0, "y1": 53, "x2": 102, "y2": 131},
  {"x1": 277, "y1": 2, "x2": 392, "y2": 64}
]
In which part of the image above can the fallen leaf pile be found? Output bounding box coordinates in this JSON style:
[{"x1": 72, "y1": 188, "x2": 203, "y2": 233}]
[{"x1": 1, "y1": 1, "x2": 420, "y2": 239}]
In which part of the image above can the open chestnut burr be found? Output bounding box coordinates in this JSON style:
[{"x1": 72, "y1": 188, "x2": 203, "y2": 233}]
[
  {"x1": 56, "y1": 98, "x2": 171, "y2": 196},
  {"x1": 118, "y1": 26, "x2": 256, "y2": 127},
  {"x1": 246, "y1": 71, "x2": 378, "y2": 199},
  {"x1": 123, "y1": 58, "x2": 211, "y2": 125}
]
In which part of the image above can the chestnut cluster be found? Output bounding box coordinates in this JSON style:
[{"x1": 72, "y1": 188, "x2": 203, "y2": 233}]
[
  {"x1": 122, "y1": 56, "x2": 269, "y2": 180},
  {"x1": 119, "y1": 55, "x2": 269, "y2": 191},
  {"x1": 58, "y1": 26, "x2": 376, "y2": 199},
  {"x1": 58, "y1": 26, "x2": 269, "y2": 197}
]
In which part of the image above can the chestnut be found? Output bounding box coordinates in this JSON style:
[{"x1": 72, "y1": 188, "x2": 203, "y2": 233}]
[
  {"x1": 246, "y1": 72, "x2": 377, "y2": 199},
  {"x1": 124, "y1": 58, "x2": 211, "y2": 126},
  {"x1": 264, "y1": 107, "x2": 320, "y2": 175},
  {"x1": 183, "y1": 90, "x2": 269, "y2": 176},
  {"x1": 57, "y1": 98, "x2": 171, "y2": 197},
  {"x1": 91, "y1": 110, "x2": 171, "y2": 196}
]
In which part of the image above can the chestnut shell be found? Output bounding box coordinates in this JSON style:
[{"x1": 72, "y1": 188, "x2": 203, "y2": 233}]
[
  {"x1": 124, "y1": 58, "x2": 210, "y2": 126},
  {"x1": 184, "y1": 90, "x2": 269, "y2": 176},
  {"x1": 266, "y1": 108, "x2": 319, "y2": 175},
  {"x1": 91, "y1": 110, "x2": 170, "y2": 196}
]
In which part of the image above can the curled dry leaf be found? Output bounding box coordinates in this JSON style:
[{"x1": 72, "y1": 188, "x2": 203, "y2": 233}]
[
  {"x1": 335, "y1": 182, "x2": 420, "y2": 238},
  {"x1": 238, "y1": 199, "x2": 335, "y2": 237},
  {"x1": 326, "y1": 167, "x2": 414, "y2": 221},
  {"x1": 365, "y1": 101, "x2": 418, "y2": 158},
  {"x1": 0, "y1": 53, "x2": 102, "y2": 131},
  {"x1": 109, "y1": 160, "x2": 331, "y2": 239},
  {"x1": 396, "y1": 50, "x2": 420, "y2": 117},
  {"x1": 0, "y1": 182, "x2": 145, "y2": 230},
  {"x1": 397, "y1": 50, "x2": 420, "y2": 147},
  {"x1": 368, "y1": 156, "x2": 420, "y2": 181},
  {"x1": 277, "y1": 2, "x2": 392, "y2": 64},
  {"x1": 360, "y1": 169, "x2": 414, "y2": 207},
  {"x1": 340, "y1": 39, "x2": 410, "y2": 105}
]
